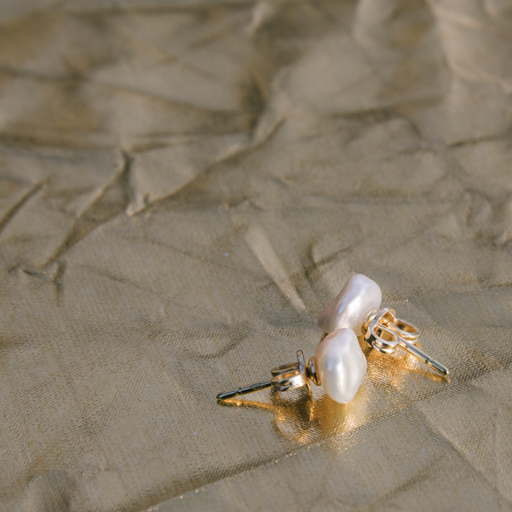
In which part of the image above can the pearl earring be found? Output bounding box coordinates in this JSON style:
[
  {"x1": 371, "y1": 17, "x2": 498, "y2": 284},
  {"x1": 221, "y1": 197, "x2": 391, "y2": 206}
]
[
  {"x1": 216, "y1": 329, "x2": 365, "y2": 405},
  {"x1": 319, "y1": 274, "x2": 448, "y2": 376},
  {"x1": 216, "y1": 274, "x2": 449, "y2": 406}
]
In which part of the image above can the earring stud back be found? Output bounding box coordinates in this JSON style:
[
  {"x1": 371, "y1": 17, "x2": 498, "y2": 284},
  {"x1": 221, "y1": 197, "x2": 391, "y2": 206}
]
[
  {"x1": 361, "y1": 308, "x2": 449, "y2": 376},
  {"x1": 216, "y1": 350, "x2": 319, "y2": 401}
]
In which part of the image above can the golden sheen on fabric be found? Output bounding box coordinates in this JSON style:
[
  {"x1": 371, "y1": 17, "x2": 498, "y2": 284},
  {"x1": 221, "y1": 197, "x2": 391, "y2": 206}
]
[{"x1": 0, "y1": 1, "x2": 511, "y2": 511}]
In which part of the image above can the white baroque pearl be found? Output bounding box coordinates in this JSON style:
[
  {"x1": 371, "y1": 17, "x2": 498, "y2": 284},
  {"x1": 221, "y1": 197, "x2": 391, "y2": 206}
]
[
  {"x1": 314, "y1": 328, "x2": 367, "y2": 404},
  {"x1": 318, "y1": 274, "x2": 382, "y2": 336}
]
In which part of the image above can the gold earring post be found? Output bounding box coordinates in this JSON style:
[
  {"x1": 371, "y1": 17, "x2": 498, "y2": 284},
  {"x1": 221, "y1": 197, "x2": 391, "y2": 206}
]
[
  {"x1": 396, "y1": 337, "x2": 449, "y2": 376},
  {"x1": 216, "y1": 380, "x2": 273, "y2": 401},
  {"x1": 361, "y1": 308, "x2": 449, "y2": 376},
  {"x1": 217, "y1": 351, "x2": 320, "y2": 402}
]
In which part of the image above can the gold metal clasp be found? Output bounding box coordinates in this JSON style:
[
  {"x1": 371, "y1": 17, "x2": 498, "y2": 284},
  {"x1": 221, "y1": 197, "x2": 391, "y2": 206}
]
[{"x1": 361, "y1": 308, "x2": 449, "y2": 376}]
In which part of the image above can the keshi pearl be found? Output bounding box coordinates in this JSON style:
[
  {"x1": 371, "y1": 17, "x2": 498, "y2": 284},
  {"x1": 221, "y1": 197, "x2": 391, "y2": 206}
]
[
  {"x1": 318, "y1": 274, "x2": 382, "y2": 336},
  {"x1": 314, "y1": 328, "x2": 367, "y2": 404}
]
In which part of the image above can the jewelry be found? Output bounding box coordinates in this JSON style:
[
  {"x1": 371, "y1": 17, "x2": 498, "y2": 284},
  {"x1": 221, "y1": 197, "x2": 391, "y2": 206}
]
[
  {"x1": 216, "y1": 328, "x2": 365, "y2": 405},
  {"x1": 217, "y1": 274, "x2": 449, "y2": 406},
  {"x1": 319, "y1": 274, "x2": 449, "y2": 376}
]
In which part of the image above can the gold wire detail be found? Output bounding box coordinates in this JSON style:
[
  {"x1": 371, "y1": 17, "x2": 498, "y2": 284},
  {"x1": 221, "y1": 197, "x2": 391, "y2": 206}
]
[{"x1": 361, "y1": 308, "x2": 449, "y2": 376}]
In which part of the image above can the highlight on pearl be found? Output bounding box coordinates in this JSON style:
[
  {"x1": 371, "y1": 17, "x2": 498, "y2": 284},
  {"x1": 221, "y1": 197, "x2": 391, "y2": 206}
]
[
  {"x1": 317, "y1": 274, "x2": 382, "y2": 336},
  {"x1": 314, "y1": 328, "x2": 367, "y2": 404}
]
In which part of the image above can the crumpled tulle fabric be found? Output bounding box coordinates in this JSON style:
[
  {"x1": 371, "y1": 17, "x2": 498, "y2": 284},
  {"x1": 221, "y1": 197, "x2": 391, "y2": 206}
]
[{"x1": 0, "y1": 1, "x2": 512, "y2": 510}]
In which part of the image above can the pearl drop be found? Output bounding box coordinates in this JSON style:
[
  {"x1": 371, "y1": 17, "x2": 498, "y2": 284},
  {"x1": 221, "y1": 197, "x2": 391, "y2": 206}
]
[
  {"x1": 318, "y1": 274, "x2": 382, "y2": 336},
  {"x1": 314, "y1": 328, "x2": 367, "y2": 404}
]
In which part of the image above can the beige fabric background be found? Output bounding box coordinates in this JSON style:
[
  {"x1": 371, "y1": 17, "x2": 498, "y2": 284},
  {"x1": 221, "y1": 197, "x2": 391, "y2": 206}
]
[{"x1": 0, "y1": 0, "x2": 512, "y2": 510}]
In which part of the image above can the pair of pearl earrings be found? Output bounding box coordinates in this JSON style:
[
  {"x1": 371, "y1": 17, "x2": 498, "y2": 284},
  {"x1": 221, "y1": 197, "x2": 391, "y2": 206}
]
[{"x1": 217, "y1": 274, "x2": 449, "y2": 405}]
